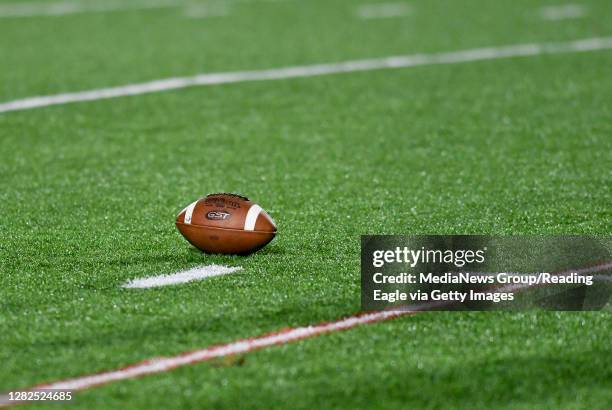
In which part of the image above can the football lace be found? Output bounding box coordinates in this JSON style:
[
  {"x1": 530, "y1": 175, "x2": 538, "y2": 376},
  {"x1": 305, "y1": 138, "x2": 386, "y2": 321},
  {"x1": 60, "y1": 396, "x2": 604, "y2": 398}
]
[{"x1": 206, "y1": 192, "x2": 249, "y2": 201}]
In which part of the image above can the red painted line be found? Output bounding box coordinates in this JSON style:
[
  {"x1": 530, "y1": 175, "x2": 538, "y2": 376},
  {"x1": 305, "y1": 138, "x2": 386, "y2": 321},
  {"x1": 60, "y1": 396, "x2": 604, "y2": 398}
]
[
  {"x1": 1, "y1": 260, "x2": 609, "y2": 407},
  {"x1": 0, "y1": 310, "x2": 412, "y2": 407}
]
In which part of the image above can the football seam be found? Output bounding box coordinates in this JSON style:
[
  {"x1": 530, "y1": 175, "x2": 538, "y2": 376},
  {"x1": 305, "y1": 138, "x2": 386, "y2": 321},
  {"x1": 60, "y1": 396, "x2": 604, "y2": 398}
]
[{"x1": 175, "y1": 222, "x2": 277, "y2": 234}]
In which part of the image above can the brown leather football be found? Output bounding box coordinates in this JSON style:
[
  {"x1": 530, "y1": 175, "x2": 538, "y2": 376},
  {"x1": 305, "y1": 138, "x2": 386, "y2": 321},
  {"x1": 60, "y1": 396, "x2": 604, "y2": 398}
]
[{"x1": 176, "y1": 193, "x2": 277, "y2": 255}]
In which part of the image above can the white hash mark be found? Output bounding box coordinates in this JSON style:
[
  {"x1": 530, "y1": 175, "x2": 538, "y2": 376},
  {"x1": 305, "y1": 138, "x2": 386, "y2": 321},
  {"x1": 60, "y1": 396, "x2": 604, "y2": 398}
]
[{"x1": 122, "y1": 265, "x2": 242, "y2": 288}]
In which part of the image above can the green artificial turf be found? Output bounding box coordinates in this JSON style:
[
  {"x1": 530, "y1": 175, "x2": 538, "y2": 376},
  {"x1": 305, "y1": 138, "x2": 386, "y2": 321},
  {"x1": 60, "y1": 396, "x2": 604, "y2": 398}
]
[{"x1": 0, "y1": 0, "x2": 611, "y2": 409}]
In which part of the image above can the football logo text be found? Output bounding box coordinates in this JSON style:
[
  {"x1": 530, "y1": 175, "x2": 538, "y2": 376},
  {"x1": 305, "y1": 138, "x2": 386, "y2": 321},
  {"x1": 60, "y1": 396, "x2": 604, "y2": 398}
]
[{"x1": 206, "y1": 211, "x2": 231, "y2": 220}]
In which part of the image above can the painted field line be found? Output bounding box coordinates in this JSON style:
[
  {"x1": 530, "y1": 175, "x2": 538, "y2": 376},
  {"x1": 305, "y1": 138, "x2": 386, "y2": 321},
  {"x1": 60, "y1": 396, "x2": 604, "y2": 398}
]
[
  {"x1": 356, "y1": 2, "x2": 412, "y2": 20},
  {"x1": 540, "y1": 4, "x2": 588, "y2": 21},
  {"x1": 122, "y1": 265, "x2": 242, "y2": 289},
  {"x1": 182, "y1": 0, "x2": 289, "y2": 18},
  {"x1": 2, "y1": 36, "x2": 612, "y2": 114},
  {"x1": 0, "y1": 0, "x2": 291, "y2": 18},
  {"x1": 0, "y1": 261, "x2": 609, "y2": 408},
  {"x1": 0, "y1": 310, "x2": 412, "y2": 407},
  {"x1": 183, "y1": 3, "x2": 230, "y2": 18},
  {"x1": 0, "y1": 0, "x2": 181, "y2": 18}
]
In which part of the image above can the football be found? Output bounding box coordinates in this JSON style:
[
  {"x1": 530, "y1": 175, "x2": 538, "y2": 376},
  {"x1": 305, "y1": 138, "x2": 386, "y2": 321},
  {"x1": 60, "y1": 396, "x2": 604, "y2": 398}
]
[{"x1": 176, "y1": 193, "x2": 277, "y2": 255}]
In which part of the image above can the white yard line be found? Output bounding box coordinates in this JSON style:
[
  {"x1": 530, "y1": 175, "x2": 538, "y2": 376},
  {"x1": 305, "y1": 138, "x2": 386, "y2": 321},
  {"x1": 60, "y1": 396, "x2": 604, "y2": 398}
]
[
  {"x1": 356, "y1": 2, "x2": 411, "y2": 20},
  {"x1": 183, "y1": 3, "x2": 230, "y2": 18},
  {"x1": 122, "y1": 265, "x2": 242, "y2": 288},
  {"x1": 0, "y1": 0, "x2": 287, "y2": 18},
  {"x1": 0, "y1": 0, "x2": 182, "y2": 18},
  {"x1": 540, "y1": 4, "x2": 588, "y2": 21},
  {"x1": 0, "y1": 261, "x2": 609, "y2": 407},
  {"x1": 1, "y1": 36, "x2": 612, "y2": 114}
]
